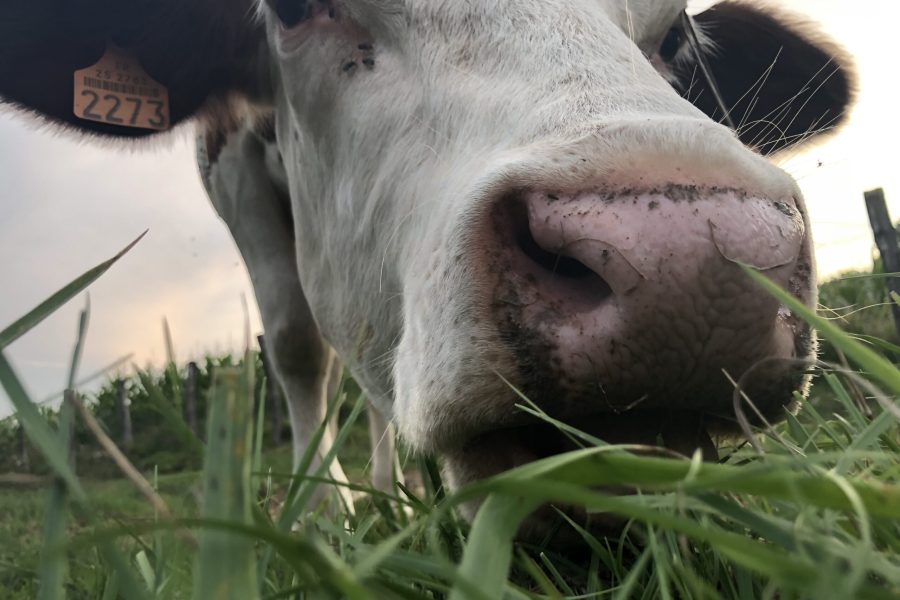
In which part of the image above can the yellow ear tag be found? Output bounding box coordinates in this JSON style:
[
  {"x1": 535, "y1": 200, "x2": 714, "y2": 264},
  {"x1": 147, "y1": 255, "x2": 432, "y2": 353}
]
[{"x1": 73, "y1": 44, "x2": 171, "y2": 131}]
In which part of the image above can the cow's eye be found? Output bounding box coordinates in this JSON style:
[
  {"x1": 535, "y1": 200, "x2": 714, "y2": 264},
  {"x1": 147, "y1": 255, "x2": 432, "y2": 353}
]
[
  {"x1": 659, "y1": 26, "x2": 683, "y2": 62},
  {"x1": 271, "y1": 0, "x2": 312, "y2": 29}
]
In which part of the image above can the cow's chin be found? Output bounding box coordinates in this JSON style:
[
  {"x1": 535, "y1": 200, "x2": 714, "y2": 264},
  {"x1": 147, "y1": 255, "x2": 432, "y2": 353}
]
[{"x1": 442, "y1": 409, "x2": 729, "y2": 546}]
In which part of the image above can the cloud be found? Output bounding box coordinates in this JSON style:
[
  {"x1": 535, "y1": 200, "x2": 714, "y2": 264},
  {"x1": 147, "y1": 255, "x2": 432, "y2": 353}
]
[{"x1": 0, "y1": 116, "x2": 260, "y2": 417}]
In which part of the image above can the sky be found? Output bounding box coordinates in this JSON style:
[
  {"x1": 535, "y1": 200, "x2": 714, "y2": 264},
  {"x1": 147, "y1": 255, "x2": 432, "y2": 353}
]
[{"x1": 0, "y1": 0, "x2": 897, "y2": 417}]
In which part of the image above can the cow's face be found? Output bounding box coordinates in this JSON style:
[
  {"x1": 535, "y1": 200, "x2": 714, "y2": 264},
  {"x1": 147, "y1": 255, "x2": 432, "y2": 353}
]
[
  {"x1": 252, "y1": 0, "x2": 851, "y2": 480},
  {"x1": 0, "y1": 0, "x2": 854, "y2": 514}
]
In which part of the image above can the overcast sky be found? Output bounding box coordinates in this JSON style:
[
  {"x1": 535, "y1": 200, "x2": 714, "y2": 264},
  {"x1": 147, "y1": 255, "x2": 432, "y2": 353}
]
[{"x1": 1, "y1": 1, "x2": 897, "y2": 417}]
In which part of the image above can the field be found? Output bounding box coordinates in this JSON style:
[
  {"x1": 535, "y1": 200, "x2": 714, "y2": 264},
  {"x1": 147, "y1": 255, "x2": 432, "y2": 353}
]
[{"x1": 0, "y1": 244, "x2": 899, "y2": 599}]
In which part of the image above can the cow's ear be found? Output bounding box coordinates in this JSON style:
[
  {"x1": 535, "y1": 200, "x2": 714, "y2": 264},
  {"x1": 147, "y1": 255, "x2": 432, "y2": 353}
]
[
  {"x1": 0, "y1": 0, "x2": 268, "y2": 139},
  {"x1": 682, "y1": 1, "x2": 856, "y2": 155}
]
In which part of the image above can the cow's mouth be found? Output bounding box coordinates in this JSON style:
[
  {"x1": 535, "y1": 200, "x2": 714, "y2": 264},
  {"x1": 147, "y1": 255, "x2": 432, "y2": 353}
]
[
  {"x1": 444, "y1": 409, "x2": 724, "y2": 542},
  {"x1": 448, "y1": 409, "x2": 721, "y2": 482},
  {"x1": 515, "y1": 409, "x2": 717, "y2": 460}
]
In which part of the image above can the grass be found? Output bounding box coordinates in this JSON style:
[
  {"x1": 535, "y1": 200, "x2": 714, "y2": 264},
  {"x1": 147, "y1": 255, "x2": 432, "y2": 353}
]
[
  {"x1": 0, "y1": 475, "x2": 197, "y2": 598},
  {"x1": 0, "y1": 243, "x2": 898, "y2": 598}
]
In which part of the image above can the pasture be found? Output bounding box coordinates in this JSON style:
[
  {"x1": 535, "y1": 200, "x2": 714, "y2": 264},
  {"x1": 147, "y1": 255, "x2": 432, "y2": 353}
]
[{"x1": 0, "y1": 246, "x2": 898, "y2": 599}]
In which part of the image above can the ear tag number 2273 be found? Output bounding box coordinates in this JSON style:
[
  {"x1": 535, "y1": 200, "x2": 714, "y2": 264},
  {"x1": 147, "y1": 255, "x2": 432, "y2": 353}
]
[{"x1": 73, "y1": 44, "x2": 171, "y2": 131}]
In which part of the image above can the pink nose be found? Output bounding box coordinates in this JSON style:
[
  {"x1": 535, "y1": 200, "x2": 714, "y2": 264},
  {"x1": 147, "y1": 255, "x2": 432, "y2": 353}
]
[
  {"x1": 489, "y1": 185, "x2": 808, "y2": 410},
  {"x1": 518, "y1": 187, "x2": 803, "y2": 299}
]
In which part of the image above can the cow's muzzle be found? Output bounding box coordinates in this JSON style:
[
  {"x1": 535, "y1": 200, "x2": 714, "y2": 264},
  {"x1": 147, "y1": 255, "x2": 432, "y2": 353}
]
[
  {"x1": 486, "y1": 184, "x2": 811, "y2": 412},
  {"x1": 458, "y1": 184, "x2": 815, "y2": 508}
]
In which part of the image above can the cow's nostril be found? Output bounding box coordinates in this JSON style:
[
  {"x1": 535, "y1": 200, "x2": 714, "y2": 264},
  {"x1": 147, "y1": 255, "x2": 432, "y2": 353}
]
[
  {"x1": 516, "y1": 227, "x2": 595, "y2": 279},
  {"x1": 497, "y1": 196, "x2": 614, "y2": 309}
]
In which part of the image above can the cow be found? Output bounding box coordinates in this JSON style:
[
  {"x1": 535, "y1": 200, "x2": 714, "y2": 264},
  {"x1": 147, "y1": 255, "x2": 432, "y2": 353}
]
[{"x1": 0, "y1": 0, "x2": 854, "y2": 531}]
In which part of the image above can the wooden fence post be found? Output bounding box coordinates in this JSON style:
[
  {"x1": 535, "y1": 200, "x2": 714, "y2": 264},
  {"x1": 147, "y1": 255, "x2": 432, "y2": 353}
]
[
  {"x1": 864, "y1": 188, "x2": 900, "y2": 339},
  {"x1": 116, "y1": 379, "x2": 133, "y2": 449},
  {"x1": 63, "y1": 390, "x2": 77, "y2": 470},
  {"x1": 185, "y1": 361, "x2": 200, "y2": 437},
  {"x1": 17, "y1": 422, "x2": 29, "y2": 470},
  {"x1": 257, "y1": 335, "x2": 284, "y2": 445}
]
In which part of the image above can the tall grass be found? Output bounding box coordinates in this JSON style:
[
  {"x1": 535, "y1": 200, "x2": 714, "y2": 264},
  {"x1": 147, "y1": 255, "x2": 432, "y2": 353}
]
[{"x1": 0, "y1": 243, "x2": 898, "y2": 599}]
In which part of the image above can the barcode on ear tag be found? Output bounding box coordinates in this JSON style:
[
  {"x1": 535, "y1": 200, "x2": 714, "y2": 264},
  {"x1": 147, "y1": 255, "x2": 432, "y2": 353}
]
[{"x1": 73, "y1": 44, "x2": 171, "y2": 131}]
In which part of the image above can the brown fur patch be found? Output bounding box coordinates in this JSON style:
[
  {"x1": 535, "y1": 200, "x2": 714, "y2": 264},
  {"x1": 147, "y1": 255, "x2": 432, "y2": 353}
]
[{"x1": 253, "y1": 111, "x2": 278, "y2": 144}]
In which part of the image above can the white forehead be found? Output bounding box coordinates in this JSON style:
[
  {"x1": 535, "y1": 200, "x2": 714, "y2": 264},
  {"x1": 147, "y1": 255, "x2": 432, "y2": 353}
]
[{"x1": 258, "y1": 0, "x2": 703, "y2": 148}]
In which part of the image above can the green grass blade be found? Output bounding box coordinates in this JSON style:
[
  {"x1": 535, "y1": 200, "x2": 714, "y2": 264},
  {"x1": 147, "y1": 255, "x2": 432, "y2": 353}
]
[
  {"x1": 852, "y1": 334, "x2": 900, "y2": 356},
  {"x1": 847, "y1": 409, "x2": 898, "y2": 456},
  {"x1": 697, "y1": 494, "x2": 797, "y2": 551},
  {"x1": 352, "y1": 525, "x2": 418, "y2": 580},
  {"x1": 741, "y1": 265, "x2": 900, "y2": 395},
  {"x1": 252, "y1": 372, "x2": 267, "y2": 483},
  {"x1": 516, "y1": 549, "x2": 563, "y2": 599},
  {"x1": 824, "y1": 372, "x2": 867, "y2": 429},
  {"x1": 785, "y1": 411, "x2": 817, "y2": 452},
  {"x1": 100, "y1": 572, "x2": 120, "y2": 600},
  {"x1": 448, "y1": 494, "x2": 538, "y2": 600},
  {"x1": 66, "y1": 299, "x2": 90, "y2": 390},
  {"x1": 466, "y1": 446, "x2": 900, "y2": 518},
  {"x1": 646, "y1": 526, "x2": 673, "y2": 600},
  {"x1": 38, "y1": 392, "x2": 83, "y2": 600},
  {"x1": 38, "y1": 481, "x2": 70, "y2": 600},
  {"x1": 39, "y1": 298, "x2": 89, "y2": 600},
  {"x1": 837, "y1": 272, "x2": 900, "y2": 280},
  {"x1": 489, "y1": 480, "x2": 819, "y2": 582},
  {"x1": 193, "y1": 365, "x2": 259, "y2": 600},
  {"x1": 537, "y1": 552, "x2": 575, "y2": 597},
  {"x1": 135, "y1": 550, "x2": 155, "y2": 592},
  {"x1": 612, "y1": 547, "x2": 652, "y2": 600},
  {"x1": 0, "y1": 231, "x2": 146, "y2": 349}
]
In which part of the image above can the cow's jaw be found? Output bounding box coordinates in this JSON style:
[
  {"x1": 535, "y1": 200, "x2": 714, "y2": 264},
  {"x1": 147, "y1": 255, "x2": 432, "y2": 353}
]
[{"x1": 440, "y1": 410, "x2": 725, "y2": 543}]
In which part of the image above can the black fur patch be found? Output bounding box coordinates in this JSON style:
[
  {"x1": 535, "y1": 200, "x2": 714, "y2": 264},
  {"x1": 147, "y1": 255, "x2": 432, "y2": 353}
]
[
  {"x1": 682, "y1": 1, "x2": 855, "y2": 155},
  {"x1": 0, "y1": 0, "x2": 264, "y2": 138}
]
